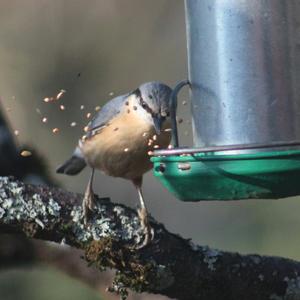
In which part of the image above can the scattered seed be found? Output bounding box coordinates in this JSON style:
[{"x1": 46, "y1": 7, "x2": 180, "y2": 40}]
[
  {"x1": 182, "y1": 100, "x2": 187, "y2": 106},
  {"x1": 164, "y1": 128, "x2": 172, "y2": 132},
  {"x1": 124, "y1": 148, "x2": 129, "y2": 152},
  {"x1": 113, "y1": 127, "x2": 119, "y2": 131},
  {"x1": 148, "y1": 139, "x2": 153, "y2": 146},
  {"x1": 42, "y1": 117, "x2": 48, "y2": 123},
  {"x1": 86, "y1": 112, "x2": 91, "y2": 119},
  {"x1": 142, "y1": 132, "x2": 148, "y2": 137},
  {"x1": 125, "y1": 101, "x2": 129, "y2": 106},
  {"x1": 52, "y1": 128, "x2": 59, "y2": 134},
  {"x1": 95, "y1": 106, "x2": 101, "y2": 111},
  {"x1": 168, "y1": 144, "x2": 173, "y2": 149},
  {"x1": 56, "y1": 89, "x2": 66, "y2": 100},
  {"x1": 84, "y1": 126, "x2": 89, "y2": 132},
  {"x1": 154, "y1": 145, "x2": 159, "y2": 149},
  {"x1": 44, "y1": 97, "x2": 50, "y2": 103},
  {"x1": 14, "y1": 130, "x2": 19, "y2": 136},
  {"x1": 36, "y1": 108, "x2": 41, "y2": 115},
  {"x1": 153, "y1": 134, "x2": 157, "y2": 141},
  {"x1": 70, "y1": 122, "x2": 77, "y2": 127},
  {"x1": 148, "y1": 151, "x2": 154, "y2": 156},
  {"x1": 20, "y1": 150, "x2": 32, "y2": 157},
  {"x1": 80, "y1": 105, "x2": 85, "y2": 110},
  {"x1": 82, "y1": 135, "x2": 87, "y2": 141},
  {"x1": 60, "y1": 105, "x2": 65, "y2": 111},
  {"x1": 109, "y1": 92, "x2": 114, "y2": 96},
  {"x1": 177, "y1": 118, "x2": 183, "y2": 124}
]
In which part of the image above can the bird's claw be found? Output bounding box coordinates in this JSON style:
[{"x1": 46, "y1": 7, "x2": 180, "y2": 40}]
[{"x1": 134, "y1": 207, "x2": 154, "y2": 249}]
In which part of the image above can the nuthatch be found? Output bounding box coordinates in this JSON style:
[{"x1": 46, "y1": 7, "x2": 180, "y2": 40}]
[{"x1": 56, "y1": 81, "x2": 172, "y2": 247}]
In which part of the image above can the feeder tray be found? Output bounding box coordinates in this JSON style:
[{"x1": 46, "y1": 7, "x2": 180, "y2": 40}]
[
  {"x1": 151, "y1": 81, "x2": 300, "y2": 201},
  {"x1": 152, "y1": 145, "x2": 300, "y2": 201}
]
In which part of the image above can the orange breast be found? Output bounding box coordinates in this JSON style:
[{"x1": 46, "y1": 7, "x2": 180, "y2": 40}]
[{"x1": 80, "y1": 105, "x2": 171, "y2": 180}]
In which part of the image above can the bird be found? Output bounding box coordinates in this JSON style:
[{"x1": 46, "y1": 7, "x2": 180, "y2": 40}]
[{"x1": 56, "y1": 81, "x2": 173, "y2": 247}]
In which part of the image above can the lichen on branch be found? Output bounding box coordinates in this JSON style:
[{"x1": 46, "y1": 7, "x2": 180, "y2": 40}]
[{"x1": 1, "y1": 176, "x2": 300, "y2": 300}]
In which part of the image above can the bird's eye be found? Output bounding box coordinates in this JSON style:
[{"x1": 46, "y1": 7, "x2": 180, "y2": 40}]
[
  {"x1": 141, "y1": 101, "x2": 147, "y2": 109},
  {"x1": 148, "y1": 94, "x2": 153, "y2": 99}
]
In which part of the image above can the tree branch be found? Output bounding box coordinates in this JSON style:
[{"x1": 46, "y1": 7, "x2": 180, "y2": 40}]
[{"x1": 1, "y1": 176, "x2": 300, "y2": 300}]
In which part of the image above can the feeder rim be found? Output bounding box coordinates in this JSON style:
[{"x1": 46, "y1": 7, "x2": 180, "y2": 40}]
[{"x1": 153, "y1": 140, "x2": 300, "y2": 157}]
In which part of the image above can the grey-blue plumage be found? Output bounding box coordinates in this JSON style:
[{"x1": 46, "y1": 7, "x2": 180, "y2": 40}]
[{"x1": 86, "y1": 93, "x2": 129, "y2": 137}]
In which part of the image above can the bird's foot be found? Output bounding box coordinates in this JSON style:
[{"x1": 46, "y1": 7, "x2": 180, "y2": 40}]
[
  {"x1": 82, "y1": 187, "x2": 96, "y2": 225},
  {"x1": 134, "y1": 207, "x2": 154, "y2": 249}
]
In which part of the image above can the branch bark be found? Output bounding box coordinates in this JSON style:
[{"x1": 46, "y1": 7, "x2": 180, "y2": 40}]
[{"x1": 0, "y1": 176, "x2": 300, "y2": 300}]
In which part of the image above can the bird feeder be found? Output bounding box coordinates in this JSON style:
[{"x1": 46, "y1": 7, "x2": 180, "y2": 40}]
[{"x1": 152, "y1": 0, "x2": 300, "y2": 201}]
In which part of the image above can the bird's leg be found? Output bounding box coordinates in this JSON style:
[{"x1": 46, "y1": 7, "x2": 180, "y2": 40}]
[
  {"x1": 132, "y1": 177, "x2": 153, "y2": 248},
  {"x1": 82, "y1": 168, "x2": 95, "y2": 224}
]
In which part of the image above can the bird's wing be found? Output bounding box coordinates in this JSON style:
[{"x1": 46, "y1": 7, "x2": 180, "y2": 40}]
[{"x1": 86, "y1": 93, "x2": 129, "y2": 138}]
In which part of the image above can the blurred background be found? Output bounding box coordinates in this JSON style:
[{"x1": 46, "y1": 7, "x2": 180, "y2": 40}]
[{"x1": 1, "y1": 0, "x2": 300, "y2": 299}]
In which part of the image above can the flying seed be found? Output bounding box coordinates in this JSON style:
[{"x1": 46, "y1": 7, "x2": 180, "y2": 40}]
[
  {"x1": 42, "y1": 117, "x2": 48, "y2": 123},
  {"x1": 95, "y1": 106, "x2": 101, "y2": 111},
  {"x1": 168, "y1": 144, "x2": 173, "y2": 149},
  {"x1": 86, "y1": 112, "x2": 91, "y2": 119},
  {"x1": 154, "y1": 145, "x2": 159, "y2": 149},
  {"x1": 142, "y1": 132, "x2": 148, "y2": 137},
  {"x1": 20, "y1": 150, "x2": 32, "y2": 157},
  {"x1": 164, "y1": 128, "x2": 172, "y2": 132},
  {"x1": 56, "y1": 89, "x2": 66, "y2": 100},
  {"x1": 153, "y1": 134, "x2": 157, "y2": 141},
  {"x1": 44, "y1": 97, "x2": 50, "y2": 103},
  {"x1": 60, "y1": 105, "x2": 65, "y2": 111},
  {"x1": 124, "y1": 148, "x2": 129, "y2": 152},
  {"x1": 52, "y1": 128, "x2": 59, "y2": 134},
  {"x1": 80, "y1": 105, "x2": 85, "y2": 110},
  {"x1": 182, "y1": 100, "x2": 187, "y2": 106},
  {"x1": 14, "y1": 130, "x2": 19, "y2": 136},
  {"x1": 70, "y1": 122, "x2": 77, "y2": 127},
  {"x1": 109, "y1": 92, "x2": 114, "y2": 96},
  {"x1": 84, "y1": 126, "x2": 89, "y2": 132}
]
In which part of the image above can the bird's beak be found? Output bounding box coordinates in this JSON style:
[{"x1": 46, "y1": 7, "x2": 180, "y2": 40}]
[{"x1": 153, "y1": 115, "x2": 163, "y2": 135}]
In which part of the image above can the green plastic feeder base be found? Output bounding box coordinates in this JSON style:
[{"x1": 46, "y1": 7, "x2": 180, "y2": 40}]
[{"x1": 151, "y1": 149, "x2": 300, "y2": 201}]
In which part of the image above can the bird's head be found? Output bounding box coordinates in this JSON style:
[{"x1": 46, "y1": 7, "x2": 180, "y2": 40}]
[{"x1": 131, "y1": 81, "x2": 172, "y2": 134}]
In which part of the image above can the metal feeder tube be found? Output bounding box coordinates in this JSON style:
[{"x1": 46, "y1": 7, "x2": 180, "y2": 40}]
[{"x1": 151, "y1": 0, "x2": 300, "y2": 201}]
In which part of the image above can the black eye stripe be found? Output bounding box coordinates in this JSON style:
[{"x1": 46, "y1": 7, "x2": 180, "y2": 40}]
[{"x1": 139, "y1": 96, "x2": 153, "y2": 115}]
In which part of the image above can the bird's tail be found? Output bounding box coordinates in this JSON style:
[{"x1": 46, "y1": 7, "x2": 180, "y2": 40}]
[{"x1": 56, "y1": 147, "x2": 86, "y2": 175}]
